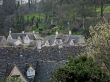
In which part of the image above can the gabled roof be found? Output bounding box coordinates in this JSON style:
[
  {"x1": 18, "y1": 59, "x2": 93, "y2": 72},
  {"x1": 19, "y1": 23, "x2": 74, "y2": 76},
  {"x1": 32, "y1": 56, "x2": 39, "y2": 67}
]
[
  {"x1": 9, "y1": 32, "x2": 43, "y2": 41},
  {"x1": 34, "y1": 34, "x2": 43, "y2": 40},
  {"x1": 0, "y1": 36, "x2": 6, "y2": 42},
  {"x1": 26, "y1": 33, "x2": 36, "y2": 40},
  {"x1": 44, "y1": 35, "x2": 56, "y2": 45},
  {"x1": 7, "y1": 65, "x2": 28, "y2": 82},
  {"x1": 10, "y1": 33, "x2": 27, "y2": 40},
  {"x1": 9, "y1": 33, "x2": 36, "y2": 40},
  {"x1": 44, "y1": 35, "x2": 68, "y2": 45},
  {"x1": 44, "y1": 34, "x2": 85, "y2": 46},
  {"x1": 56, "y1": 35, "x2": 69, "y2": 43}
]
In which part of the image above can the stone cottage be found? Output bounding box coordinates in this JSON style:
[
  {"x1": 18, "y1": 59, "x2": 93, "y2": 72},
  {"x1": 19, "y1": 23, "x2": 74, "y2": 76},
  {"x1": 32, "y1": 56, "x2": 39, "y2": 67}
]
[
  {"x1": 43, "y1": 31, "x2": 85, "y2": 48},
  {"x1": 6, "y1": 30, "x2": 85, "y2": 49},
  {"x1": 7, "y1": 31, "x2": 43, "y2": 47}
]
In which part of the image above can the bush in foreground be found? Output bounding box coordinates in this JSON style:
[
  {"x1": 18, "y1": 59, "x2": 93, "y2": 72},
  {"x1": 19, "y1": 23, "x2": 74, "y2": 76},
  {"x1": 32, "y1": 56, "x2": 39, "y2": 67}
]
[{"x1": 52, "y1": 56, "x2": 109, "y2": 82}]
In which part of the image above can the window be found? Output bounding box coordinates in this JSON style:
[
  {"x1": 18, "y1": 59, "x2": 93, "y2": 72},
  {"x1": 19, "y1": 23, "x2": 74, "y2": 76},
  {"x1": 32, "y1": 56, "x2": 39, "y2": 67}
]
[
  {"x1": 26, "y1": 67, "x2": 35, "y2": 79},
  {"x1": 70, "y1": 39, "x2": 75, "y2": 46},
  {"x1": 59, "y1": 39, "x2": 63, "y2": 45},
  {"x1": 45, "y1": 40, "x2": 50, "y2": 46}
]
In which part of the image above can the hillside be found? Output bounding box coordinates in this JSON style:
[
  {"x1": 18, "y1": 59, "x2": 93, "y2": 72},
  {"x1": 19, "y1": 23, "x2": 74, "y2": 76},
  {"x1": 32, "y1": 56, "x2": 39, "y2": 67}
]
[{"x1": 1, "y1": 0, "x2": 110, "y2": 37}]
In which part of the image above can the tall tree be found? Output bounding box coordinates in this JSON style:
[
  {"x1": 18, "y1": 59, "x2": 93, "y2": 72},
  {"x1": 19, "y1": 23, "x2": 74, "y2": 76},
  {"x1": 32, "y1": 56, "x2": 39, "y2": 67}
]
[
  {"x1": 74, "y1": 0, "x2": 96, "y2": 29},
  {"x1": 100, "y1": 0, "x2": 104, "y2": 17},
  {"x1": 86, "y1": 22, "x2": 110, "y2": 74}
]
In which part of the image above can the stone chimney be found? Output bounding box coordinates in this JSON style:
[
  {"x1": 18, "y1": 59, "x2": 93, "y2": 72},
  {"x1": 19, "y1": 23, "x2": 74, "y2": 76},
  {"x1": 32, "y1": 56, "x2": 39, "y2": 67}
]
[
  {"x1": 55, "y1": 31, "x2": 58, "y2": 35},
  {"x1": 33, "y1": 31, "x2": 35, "y2": 34},
  {"x1": 9, "y1": 30, "x2": 12, "y2": 34},
  {"x1": 9, "y1": 28, "x2": 12, "y2": 34},
  {"x1": 22, "y1": 31, "x2": 25, "y2": 34},
  {"x1": 69, "y1": 30, "x2": 72, "y2": 35}
]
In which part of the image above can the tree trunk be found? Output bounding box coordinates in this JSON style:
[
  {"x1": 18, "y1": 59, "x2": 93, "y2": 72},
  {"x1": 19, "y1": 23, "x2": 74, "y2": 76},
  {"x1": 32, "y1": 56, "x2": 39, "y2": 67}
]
[
  {"x1": 100, "y1": 0, "x2": 104, "y2": 17},
  {"x1": 82, "y1": 17, "x2": 85, "y2": 30}
]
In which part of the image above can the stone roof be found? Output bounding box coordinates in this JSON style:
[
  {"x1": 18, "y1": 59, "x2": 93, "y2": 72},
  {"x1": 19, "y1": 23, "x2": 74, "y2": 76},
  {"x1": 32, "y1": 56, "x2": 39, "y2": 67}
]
[
  {"x1": 27, "y1": 33, "x2": 36, "y2": 40},
  {"x1": 44, "y1": 35, "x2": 69, "y2": 45},
  {"x1": 68, "y1": 35, "x2": 85, "y2": 44},
  {"x1": 44, "y1": 35, "x2": 56, "y2": 45},
  {"x1": 11, "y1": 33, "x2": 25, "y2": 39},
  {"x1": 10, "y1": 33, "x2": 36, "y2": 40},
  {"x1": 9, "y1": 32, "x2": 44, "y2": 42},
  {"x1": 0, "y1": 46, "x2": 85, "y2": 82},
  {"x1": 35, "y1": 60, "x2": 66, "y2": 82},
  {"x1": 0, "y1": 36, "x2": 6, "y2": 42},
  {"x1": 44, "y1": 34, "x2": 85, "y2": 46}
]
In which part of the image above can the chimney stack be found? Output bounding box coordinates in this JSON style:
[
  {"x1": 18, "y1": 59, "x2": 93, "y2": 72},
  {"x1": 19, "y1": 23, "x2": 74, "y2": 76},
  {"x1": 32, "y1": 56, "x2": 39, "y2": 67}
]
[
  {"x1": 55, "y1": 31, "x2": 58, "y2": 35},
  {"x1": 33, "y1": 31, "x2": 35, "y2": 34},
  {"x1": 22, "y1": 31, "x2": 25, "y2": 34},
  {"x1": 69, "y1": 30, "x2": 72, "y2": 35},
  {"x1": 9, "y1": 28, "x2": 12, "y2": 34}
]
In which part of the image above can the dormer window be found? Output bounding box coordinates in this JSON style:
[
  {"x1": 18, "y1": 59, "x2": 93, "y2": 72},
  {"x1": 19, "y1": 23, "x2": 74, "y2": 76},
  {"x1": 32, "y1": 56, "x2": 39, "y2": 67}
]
[
  {"x1": 17, "y1": 36, "x2": 21, "y2": 40},
  {"x1": 58, "y1": 39, "x2": 63, "y2": 48},
  {"x1": 52, "y1": 39, "x2": 57, "y2": 46},
  {"x1": 45, "y1": 40, "x2": 50, "y2": 47},
  {"x1": 37, "y1": 39, "x2": 42, "y2": 49},
  {"x1": 26, "y1": 66, "x2": 35, "y2": 79},
  {"x1": 59, "y1": 39, "x2": 63, "y2": 45},
  {"x1": 14, "y1": 40, "x2": 22, "y2": 46},
  {"x1": 70, "y1": 39, "x2": 75, "y2": 46},
  {"x1": 24, "y1": 35, "x2": 30, "y2": 44},
  {"x1": 7, "y1": 34, "x2": 13, "y2": 41}
]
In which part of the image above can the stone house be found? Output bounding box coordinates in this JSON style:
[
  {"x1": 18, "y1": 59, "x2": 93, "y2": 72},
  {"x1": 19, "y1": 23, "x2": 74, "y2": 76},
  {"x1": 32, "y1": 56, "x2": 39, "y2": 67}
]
[
  {"x1": 7, "y1": 31, "x2": 43, "y2": 47},
  {"x1": 6, "y1": 30, "x2": 85, "y2": 48},
  {"x1": 43, "y1": 31, "x2": 85, "y2": 48}
]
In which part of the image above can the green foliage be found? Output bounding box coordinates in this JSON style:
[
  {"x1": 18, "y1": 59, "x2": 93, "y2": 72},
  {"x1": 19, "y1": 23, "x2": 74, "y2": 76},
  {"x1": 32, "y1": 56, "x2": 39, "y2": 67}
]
[
  {"x1": 52, "y1": 56, "x2": 109, "y2": 82},
  {"x1": 96, "y1": 4, "x2": 110, "y2": 14},
  {"x1": 6, "y1": 76, "x2": 23, "y2": 82},
  {"x1": 24, "y1": 13, "x2": 45, "y2": 21},
  {"x1": 86, "y1": 22, "x2": 110, "y2": 73},
  {"x1": 12, "y1": 15, "x2": 26, "y2": 32},
  {"x1": 104, "y1": 5, "x2": 110, "y2": 13}
]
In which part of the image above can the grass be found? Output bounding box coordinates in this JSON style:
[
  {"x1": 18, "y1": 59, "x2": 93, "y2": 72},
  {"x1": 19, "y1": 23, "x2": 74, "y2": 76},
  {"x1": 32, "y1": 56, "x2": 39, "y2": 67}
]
[
  {"x1": 96, "y1": 4, "x2": 110, "y2": 14},
  {"x1": 104, "y1": 5, "x2": 110, "y2": 13},
  {"x1": 24, "y1": 13, "x2": 45, "y2": 21},
  {"x1": 23, "y1": 12, "x2": 46, "y2": 32}
]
